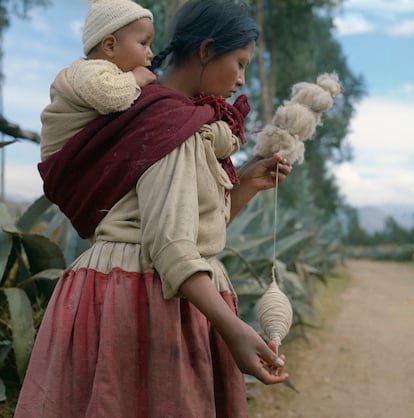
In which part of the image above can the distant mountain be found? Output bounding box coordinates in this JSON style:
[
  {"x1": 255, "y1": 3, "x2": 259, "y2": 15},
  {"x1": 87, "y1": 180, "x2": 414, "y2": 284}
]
[
  {"x1": 3, "y1": 199, "x2": 30, "y2": 218},
  {"x1": 357, "y1": 205, "x2": 414, "y2": 233}
]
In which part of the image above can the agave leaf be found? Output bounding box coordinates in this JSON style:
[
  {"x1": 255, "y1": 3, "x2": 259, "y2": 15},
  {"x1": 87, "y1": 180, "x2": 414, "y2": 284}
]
[
  {"x1": 297, "y1": 262, "x2": 326, "y2": 282},
  {"x1": 275, "y1": 230, "x2": 316, "y2": 259},
  {"x1": 226, "y1": 234, "x2": 273, "y2": 253},
  {"x1": 30, "y1": 268, "x2": 63, "y2": 280},
  {"x1": 236, "y1": 286, "x2": 263, "y2": 298},
  {"x1": 283, "y1": 378, "x2": 300, "y2": 393},
  {"x1": 43, "y1": 209, "x2": 67, "y2": 238},
  {"x1": 0, "y1": 377, "x2": 6, "y2": 401},
  {"x1": 19, "y1": 268, "x2": 63, "y2": 301},
  {"x1": 227, "y1": 208, "x2": 263, "y2": 236},
  {"x1": 3, "y1": 288, "x2": 35, "y2": 382},
  {"x1": 16, "y1": 195, "x2": 53, "y2": 233},
  {"x1": 290, "y1": 299, "x2": 313, "y2": 323},
  {"x1": 64, "y1": 228, "x2": 90, "y2": 264},
  {"x1": 3, "y1": 230, "x2": 66, "y2": 274},
  {"x1": 221, "y1": 247, "x2": 266, "y2": 287},
  {"x1": 0, "y1": 341, "x2": 13, "y2": 368},
  {"x1": 22, "y1": 234, "x2": 66, "y2": 274},
  {"x1": 0, "y1": 203, "x2": 14, "y2": 281}
]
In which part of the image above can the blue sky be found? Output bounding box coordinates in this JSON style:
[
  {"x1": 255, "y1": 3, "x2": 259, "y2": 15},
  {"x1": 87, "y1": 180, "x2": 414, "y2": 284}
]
[{"x1": 2, "y1": 0, "x2": 414, "y2": 208}]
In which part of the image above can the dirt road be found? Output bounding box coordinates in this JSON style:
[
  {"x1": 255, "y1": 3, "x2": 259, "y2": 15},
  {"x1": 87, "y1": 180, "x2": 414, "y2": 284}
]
[{"x1": 248, "y1": 259, "x2": 414, "y2": 418}]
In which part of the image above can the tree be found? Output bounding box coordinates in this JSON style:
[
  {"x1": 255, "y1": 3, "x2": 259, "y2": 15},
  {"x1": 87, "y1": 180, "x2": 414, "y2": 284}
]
[
  {"x1": 139, "y1": 0, "x2": 187, "y2": 50},
  {"x1": 254, "y1": 0, "x2": 273, "y2": 123},
  {"x1": 146, "y1": 0, "x2": 366, "y2": 220},
  {"x1": 252, "y1": 0, "x2": 366, "y2": 219},
  {"x1": 0, "y1": 0, "x2": 52, "y2": 200},
  {"x1": 343, "y1": 207, "x2": 371, "y2": 245}
]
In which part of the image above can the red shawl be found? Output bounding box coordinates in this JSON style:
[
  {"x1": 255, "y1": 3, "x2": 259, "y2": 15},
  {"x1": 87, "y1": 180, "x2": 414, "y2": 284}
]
[{"x1": 38, "y1": 84, "x2": 250, "y2": 239}]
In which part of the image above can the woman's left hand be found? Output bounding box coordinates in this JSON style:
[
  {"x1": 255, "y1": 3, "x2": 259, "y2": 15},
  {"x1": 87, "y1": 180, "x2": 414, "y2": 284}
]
[
  {"x1": 229, "y1": 153, "x2": 292, "y2": 221},
  {"x1": 239, "y1": 153, "x2": 292, "y2": 192}
]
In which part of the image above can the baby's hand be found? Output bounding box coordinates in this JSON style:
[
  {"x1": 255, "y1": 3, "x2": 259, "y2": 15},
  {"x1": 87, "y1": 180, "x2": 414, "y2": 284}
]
[{"x1": 132, "y1": 66, "x2": 157, "y2": 87}]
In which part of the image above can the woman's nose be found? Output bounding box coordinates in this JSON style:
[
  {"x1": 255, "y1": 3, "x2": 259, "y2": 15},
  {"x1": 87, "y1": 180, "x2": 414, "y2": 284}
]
[{"x1": 236, "y1": 72, "x2": 245, "y2": 87}]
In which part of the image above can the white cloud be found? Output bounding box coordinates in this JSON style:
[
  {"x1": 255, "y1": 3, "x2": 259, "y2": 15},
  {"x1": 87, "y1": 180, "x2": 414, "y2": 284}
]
[
  {"x1": 335, "y1": 1, "x2": 414, "y2": 37},
  {"x1": 26, "y1": 10, "x2": 51, "y2": 33},
  {"x1": 333, "y1": 14, "x2": 376, "y2": 35},
  {"x1": 4, "y1": 164, "x2": 43, "y2": 203},
  {"x1": 346, "y1": 97, "x2": 414, "y2": 154},
  {"x1": 70, "y1": 19, "x2": 84, "y2": 38},
  {"x1": 344, "y1": 0, "x2": 414, "y2": 14},
  {"x1": 333, "y1": 96, "x2": 414, "y2": 206},
  {"x1": 386, "y1": 20, "x2": 414, "y2": 36},
  {"x1": 403, "y1": 83, "x2": 414, "y2": 94},
  {"x1": 334, "y1": 163, "x2": 414, "y2": 206}
]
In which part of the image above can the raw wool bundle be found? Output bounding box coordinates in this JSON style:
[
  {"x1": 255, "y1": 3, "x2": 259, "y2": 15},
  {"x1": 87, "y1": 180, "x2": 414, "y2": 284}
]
[
  {"x1": 253, "y1": 72, "x2": 343, "y2": 164},
  {"x1": 256, "y1": 72, "x2": 342, "y2": 346}
]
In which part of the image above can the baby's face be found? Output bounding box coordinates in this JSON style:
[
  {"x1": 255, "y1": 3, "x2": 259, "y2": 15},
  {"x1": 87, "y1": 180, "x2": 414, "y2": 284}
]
[{"x1": 112, "y1": 17, "x2": 154, "y2": 72}]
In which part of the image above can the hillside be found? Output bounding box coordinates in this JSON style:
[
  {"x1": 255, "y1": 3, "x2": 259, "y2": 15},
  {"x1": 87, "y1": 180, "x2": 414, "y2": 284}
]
[{"x1": 357, "y1": 204, "x2": 414, "y2": 233}]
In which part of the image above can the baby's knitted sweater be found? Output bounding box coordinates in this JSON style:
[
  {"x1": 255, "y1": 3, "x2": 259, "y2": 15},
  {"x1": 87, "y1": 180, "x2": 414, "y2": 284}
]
[{"x1": 40, "y1": 58, "x2": 140, "y2": 161}]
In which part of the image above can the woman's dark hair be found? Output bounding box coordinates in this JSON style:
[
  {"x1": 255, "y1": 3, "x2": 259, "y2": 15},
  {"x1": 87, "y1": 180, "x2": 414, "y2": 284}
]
[{"x1": 151, "y1": 0, "x2": 259, "y2": 71}]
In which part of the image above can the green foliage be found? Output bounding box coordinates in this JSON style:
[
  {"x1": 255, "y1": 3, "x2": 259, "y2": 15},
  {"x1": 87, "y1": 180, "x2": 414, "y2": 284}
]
[
  {"x1": 342, "y1": 206, "x2": 414, "y2": 248},
  {"x1": 0, "y1": 0, "x2": 51, "y2": 30},
  {"x1": 241, "y1": 0, "x2": 367, "y2": 220},
  {"x1": 0, "y1": 198, "x2": 67, "y2": 401},
  {"x1": 136, "y1": 0, "x2": 167, "y2": 52},
  {"x1": 2, "y1": 288, "x2": 35, "y2": 382},
  {"x1": 344, "y1": 245, "x2": 414, "y2": 262}
]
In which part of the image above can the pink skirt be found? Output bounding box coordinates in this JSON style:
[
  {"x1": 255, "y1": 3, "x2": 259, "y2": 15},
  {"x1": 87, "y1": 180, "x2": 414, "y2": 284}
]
[{"x1": 14, "y1": 244, "x2": 247, "y2": 418}]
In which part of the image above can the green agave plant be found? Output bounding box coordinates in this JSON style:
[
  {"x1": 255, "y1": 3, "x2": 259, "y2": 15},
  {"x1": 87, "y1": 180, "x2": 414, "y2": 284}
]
[
  {"x1": 0, "y1": 196, "x2": 88, "y2": 402},
  {"x1": 218, "y1": 192, "x2": 343, "y2": 341},
  {"x1": 0, "y1": 189, "x2": 344, "y2": 402}
]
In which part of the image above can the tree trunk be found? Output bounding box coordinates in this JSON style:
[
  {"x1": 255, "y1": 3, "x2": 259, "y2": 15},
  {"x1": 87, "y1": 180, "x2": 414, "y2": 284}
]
[
  {"x1": 255, "y1": 0, "x2": 273, "y2": 124},
  {"x1": 165, "y1": 0, "x2": 187, "y2": 41}
]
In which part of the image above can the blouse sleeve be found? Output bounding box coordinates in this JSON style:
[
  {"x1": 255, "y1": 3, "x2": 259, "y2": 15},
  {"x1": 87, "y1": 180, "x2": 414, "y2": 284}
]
[
  {"x1": 67, "y1": 59, "x2": 140, "y2": 114},
  {"x1": 137, "y1": 135, "x2": 214, "y2": 299}
]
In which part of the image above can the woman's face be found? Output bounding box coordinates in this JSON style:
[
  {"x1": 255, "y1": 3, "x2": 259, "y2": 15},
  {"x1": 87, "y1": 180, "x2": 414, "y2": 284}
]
[{"x1": 199, "y1": 42, "x2": 255, "y2": 98}]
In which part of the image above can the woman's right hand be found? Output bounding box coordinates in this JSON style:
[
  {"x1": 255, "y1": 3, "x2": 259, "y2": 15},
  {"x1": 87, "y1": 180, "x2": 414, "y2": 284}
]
[
  {"x1": 220, "y1": 317, "x2": 288, "y2": 385},
  {"x1": 179, "y1": 272, "x2": 288, "y2": 384}
]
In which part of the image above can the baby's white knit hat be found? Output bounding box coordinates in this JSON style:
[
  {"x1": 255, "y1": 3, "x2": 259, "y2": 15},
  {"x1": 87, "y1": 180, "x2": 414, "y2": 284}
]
[{"x1": 82, "y1": 0, "x2": 153, "y2": 55}]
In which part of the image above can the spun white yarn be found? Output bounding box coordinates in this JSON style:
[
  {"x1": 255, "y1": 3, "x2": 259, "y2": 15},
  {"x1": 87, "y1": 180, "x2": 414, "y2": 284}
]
[
  {"x1": 257, "y1": 281, "x2": 293, "y2": 346},
  {"x1": 253, "y1": 72, "x2": 342, "y2": 164},
  {"x1": 255, "y1": 72, "x2": 342, "y2": 345}
]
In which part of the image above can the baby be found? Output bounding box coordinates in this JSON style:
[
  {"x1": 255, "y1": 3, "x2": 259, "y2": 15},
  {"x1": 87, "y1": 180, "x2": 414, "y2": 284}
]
[{"x1": 40, "y1": 0, "x2": 156, "y2": 161}]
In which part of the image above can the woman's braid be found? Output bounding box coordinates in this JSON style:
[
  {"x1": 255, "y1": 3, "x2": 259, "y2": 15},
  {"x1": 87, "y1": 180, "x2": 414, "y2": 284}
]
[{"x1": 151, "y1": 40, "x2": 178, "y2": 71}]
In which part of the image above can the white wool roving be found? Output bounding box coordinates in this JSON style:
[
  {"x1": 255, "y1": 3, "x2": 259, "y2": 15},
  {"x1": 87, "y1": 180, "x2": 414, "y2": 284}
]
[
  {"x1": 255, "y1": 72, "x2": 342, "y2": 346},
  {"x1": 253, "y1": 72, "x2": 342, "y2": 165}
]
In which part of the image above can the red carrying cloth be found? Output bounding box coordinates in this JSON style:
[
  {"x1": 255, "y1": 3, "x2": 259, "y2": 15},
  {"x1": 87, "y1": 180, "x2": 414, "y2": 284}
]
[{"x1": 38, "y1": 85, "x2": 250, "y2": 238}]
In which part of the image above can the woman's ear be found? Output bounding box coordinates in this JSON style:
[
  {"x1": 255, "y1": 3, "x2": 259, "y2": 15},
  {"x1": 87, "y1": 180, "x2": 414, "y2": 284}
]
[
  {"x1": 199, "y1": 39, "x2": 215, "y2": 65},
  {"x1": 101, "y1": 35, "x2": 117, "y2": 59}
]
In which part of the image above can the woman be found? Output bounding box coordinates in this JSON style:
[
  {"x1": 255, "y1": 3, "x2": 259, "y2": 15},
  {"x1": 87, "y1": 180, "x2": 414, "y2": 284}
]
[{"x1": 15, "y1": 0, "x2": 291, "y2": 417}]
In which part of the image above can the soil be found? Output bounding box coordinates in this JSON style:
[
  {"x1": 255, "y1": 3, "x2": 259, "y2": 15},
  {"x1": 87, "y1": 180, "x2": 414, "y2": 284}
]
[{"x1": 248, "y1": 258, "x2": 414, "y2": 418}]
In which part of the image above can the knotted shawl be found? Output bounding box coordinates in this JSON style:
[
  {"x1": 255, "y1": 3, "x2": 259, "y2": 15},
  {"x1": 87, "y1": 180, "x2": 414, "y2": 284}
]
[{"x1": 38, "y1": 84, "x2": 250, "y2": 238}]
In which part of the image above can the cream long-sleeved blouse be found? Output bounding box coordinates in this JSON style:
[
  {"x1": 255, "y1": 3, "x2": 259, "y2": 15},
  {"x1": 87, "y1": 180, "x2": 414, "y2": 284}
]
[{"x1": 89, "y1": 121, "x2": 240, "y2": 299}]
